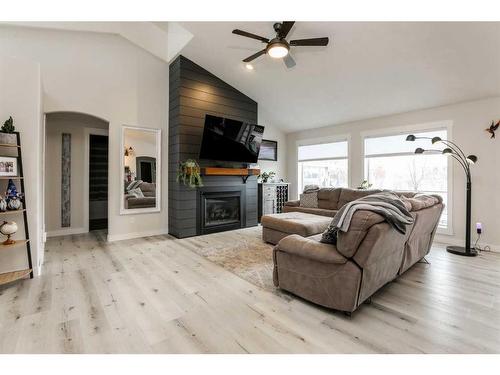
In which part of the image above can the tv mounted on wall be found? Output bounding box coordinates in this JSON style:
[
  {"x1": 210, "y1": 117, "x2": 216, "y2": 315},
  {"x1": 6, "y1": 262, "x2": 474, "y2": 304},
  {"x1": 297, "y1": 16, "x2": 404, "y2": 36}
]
[{"x1": 199, "y1": 114, "x2": 265, "y2": 164}]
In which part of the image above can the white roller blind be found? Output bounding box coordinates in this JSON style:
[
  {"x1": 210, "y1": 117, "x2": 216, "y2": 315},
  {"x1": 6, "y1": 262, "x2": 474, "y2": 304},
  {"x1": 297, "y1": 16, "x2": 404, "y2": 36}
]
[{"x1": 298, "y1": 141, "x2": 348, "y2": 161}]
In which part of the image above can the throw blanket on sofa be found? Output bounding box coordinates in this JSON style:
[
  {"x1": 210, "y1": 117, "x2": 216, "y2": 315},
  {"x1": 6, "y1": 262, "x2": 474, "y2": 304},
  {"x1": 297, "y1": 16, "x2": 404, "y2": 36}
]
[{"x1": 321, "y1": 191, "x2": 414, "y2": 244}]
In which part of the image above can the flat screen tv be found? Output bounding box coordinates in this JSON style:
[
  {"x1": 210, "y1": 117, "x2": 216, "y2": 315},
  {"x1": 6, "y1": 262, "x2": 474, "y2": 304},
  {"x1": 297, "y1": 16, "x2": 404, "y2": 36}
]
[{"x1": 199, "y1": 115, "x2": 264, "y2": 164}]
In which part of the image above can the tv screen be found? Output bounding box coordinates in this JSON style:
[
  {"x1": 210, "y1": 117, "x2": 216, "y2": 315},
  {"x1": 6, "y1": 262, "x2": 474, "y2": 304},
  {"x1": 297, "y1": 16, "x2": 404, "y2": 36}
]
[{"x1": 199, "y1": 115, "x2": 264, "y2": 163}]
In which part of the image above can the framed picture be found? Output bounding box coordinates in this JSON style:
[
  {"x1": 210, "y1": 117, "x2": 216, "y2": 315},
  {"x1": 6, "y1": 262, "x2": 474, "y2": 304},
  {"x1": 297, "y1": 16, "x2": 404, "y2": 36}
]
[
  {"x1": 259, "y1": 139, "x2": 278, "y2": 161},
  {"x1": 0, "y1": 156, "x2": 18, "y2": 177}
]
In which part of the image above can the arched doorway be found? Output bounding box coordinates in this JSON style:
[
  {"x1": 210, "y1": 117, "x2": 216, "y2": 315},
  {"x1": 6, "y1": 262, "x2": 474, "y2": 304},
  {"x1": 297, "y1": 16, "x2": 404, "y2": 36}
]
[{"x1": 44, "y1": 111, "x2": 110, "y2": 237}]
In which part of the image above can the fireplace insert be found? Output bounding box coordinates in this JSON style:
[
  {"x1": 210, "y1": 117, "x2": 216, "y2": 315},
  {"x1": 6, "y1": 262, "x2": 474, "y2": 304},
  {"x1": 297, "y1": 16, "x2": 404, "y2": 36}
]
[{"x1": 198, "y1": 186, "x2": 246, "y2": 234}]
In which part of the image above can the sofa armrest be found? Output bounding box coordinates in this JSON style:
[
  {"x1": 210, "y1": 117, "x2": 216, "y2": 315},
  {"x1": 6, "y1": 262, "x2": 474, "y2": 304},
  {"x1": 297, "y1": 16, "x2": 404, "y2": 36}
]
[
  {"x1": 284, "y1": 200, "x2": 300, "y2": 207},
  {"x1": 275, "y1": 234, "x2": 347, "y2": 264}
]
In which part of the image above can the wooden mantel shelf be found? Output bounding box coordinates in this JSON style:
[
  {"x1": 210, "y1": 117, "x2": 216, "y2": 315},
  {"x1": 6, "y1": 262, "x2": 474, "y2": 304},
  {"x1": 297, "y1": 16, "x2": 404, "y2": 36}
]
[{"x1": 200, "y1": 167, "x2": 260, "y2": 183}]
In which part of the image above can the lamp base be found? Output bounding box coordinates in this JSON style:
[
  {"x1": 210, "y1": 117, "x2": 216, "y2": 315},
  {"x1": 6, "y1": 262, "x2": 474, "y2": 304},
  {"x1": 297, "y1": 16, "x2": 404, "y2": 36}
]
[{"x1": 446, "y1": 246, "x2": 478, "y2": 257}]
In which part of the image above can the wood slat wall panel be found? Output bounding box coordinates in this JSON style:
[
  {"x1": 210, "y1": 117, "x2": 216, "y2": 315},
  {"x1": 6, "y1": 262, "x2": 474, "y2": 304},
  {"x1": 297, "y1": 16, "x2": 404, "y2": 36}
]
[{"x1": 168, "y1": 55, "x2": 258, "y2": 238}]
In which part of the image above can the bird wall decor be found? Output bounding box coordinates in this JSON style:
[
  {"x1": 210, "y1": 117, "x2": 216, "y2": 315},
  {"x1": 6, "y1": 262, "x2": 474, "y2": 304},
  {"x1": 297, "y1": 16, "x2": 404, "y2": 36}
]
[{"x1": 485, "y1": 120, "x2": 499, "y2": 139}]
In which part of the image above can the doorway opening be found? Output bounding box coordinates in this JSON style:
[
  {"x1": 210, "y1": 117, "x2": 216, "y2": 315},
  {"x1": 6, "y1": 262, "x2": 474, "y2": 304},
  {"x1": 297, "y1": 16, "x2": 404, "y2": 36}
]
[
  {"x1": 89, "y1": 134, "x2": 109, "y2": 230},
  {"x1": 44, "y1": 112, "x2": 109, "y2": 238}
]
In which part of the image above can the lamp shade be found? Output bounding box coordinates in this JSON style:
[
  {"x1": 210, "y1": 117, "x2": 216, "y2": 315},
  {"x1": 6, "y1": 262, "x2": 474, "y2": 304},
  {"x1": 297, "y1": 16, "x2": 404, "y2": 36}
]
[
  {"x1": 414, "y1": 147, "x2": 424, "y2": 154},
  {"x1": 466, "y1": 155, "x2": 478, "y2": 164},
  {"x1": 442, "y1": 148, "x2": 453, "y2": 155},
  {"x1": 431, "y1": 136, "x2": 442, "y2": 144},
  {"x1": 406, "y1": 134, "x2": 416, "y2": 141}
]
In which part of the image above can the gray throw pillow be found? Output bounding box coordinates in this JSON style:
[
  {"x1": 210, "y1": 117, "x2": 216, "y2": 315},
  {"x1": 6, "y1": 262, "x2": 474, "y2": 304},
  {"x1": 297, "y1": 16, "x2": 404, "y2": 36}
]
[{"x1": 299, "y1": 191, "x2": 318, "y2": 208}]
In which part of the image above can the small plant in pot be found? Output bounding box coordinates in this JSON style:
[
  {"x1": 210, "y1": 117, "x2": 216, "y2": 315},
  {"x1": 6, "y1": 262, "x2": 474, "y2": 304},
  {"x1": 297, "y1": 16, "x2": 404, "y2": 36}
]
[
  {"x1": 177, "y1": 159, "x2": 203, "y2": 188},
  {"x1": 357, "y1": 180, "x2": 373, "y2": 190},
  {"x1": 258, "y1": 171, "x2": 276, "y2": 183}
]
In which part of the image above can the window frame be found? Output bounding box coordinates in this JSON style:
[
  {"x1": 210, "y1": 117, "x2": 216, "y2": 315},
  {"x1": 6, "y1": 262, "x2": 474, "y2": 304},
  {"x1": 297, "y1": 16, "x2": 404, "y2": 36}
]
[
  {"x1": 361, "y1": 121, "x2": 453, "y2": 235},
  {"x1": 296, "y1": 134, "x2": 350, "y2": 197}
]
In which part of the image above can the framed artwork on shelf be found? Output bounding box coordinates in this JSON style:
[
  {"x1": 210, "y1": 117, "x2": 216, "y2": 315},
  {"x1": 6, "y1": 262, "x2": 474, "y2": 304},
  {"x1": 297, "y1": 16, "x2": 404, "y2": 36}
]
[
  {"x1": 0, "y1": 156, "x2": 17, "y2": 177},
  {"x1": 258, "y1": 139, "x2": 278, "y2": 161}
]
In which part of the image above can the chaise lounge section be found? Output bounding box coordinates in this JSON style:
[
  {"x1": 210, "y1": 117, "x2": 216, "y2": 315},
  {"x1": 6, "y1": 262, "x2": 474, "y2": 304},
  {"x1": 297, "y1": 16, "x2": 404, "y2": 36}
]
[{"x1": 266, "y1": 188, "x2": 444, "y2": 313}]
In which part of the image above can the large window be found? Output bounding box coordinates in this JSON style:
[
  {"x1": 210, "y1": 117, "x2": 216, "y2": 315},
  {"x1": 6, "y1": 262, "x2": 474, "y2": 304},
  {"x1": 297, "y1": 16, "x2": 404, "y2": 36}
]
[
  {"x1": 298, "y1": 140, "x2": 348, "y2": 193},
  {"x1": 364, "y1": 129, "x2": 449, "y2": 229}
]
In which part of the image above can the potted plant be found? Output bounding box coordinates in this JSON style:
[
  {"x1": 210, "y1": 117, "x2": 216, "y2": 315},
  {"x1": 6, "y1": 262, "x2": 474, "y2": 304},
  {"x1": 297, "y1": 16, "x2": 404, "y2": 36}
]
[
  {"x1": 357, "y1": 180, "x2": 373, "y2": 190},
  {"x1": 258, "y1": 171, "x2": 276, "y2": 183},
  {"x1": 0, "y1": 116, "x2": 17, "y2": 145},
  {"x1": 177, "y1": 159, "x2": 203, "y2": 188}
]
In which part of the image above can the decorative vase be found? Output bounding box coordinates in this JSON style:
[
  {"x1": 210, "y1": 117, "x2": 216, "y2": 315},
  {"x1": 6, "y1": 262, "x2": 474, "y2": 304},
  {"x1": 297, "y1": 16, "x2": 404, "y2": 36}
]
[
  {"x1": 7, "y1": 197, "x2": 21, "y2": 211},
  {"x1": 0, "y1": 220, "x2": 18, "y2": 245},
  {"x1": 0, "y1": 196, "x2": 7, "y2": 212}
]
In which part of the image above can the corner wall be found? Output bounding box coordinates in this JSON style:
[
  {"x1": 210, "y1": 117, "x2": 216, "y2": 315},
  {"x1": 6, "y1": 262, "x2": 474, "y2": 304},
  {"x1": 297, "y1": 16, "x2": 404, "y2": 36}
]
[
  {"x1": 286, "y1": 96, "x2": 500, "y2": 250},
  {"x1": 0, "y1": 25, "x2": 169, "y2": 242}
]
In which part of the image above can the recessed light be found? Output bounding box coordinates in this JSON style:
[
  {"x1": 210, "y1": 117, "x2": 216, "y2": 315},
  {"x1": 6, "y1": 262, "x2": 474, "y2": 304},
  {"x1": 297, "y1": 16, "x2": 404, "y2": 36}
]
[{"x1": 245, "y1": 64, "x2": 254, "y2": 70}]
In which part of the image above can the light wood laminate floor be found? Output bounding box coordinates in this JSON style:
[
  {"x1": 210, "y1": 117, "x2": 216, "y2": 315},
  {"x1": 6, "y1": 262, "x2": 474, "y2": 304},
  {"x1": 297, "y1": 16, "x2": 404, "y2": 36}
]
[{"x1": 0, "y1": 228, "x2": 499, "y2": 353}]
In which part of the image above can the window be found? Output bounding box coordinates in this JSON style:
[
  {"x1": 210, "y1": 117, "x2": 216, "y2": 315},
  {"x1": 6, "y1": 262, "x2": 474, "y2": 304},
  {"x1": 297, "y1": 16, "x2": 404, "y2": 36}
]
[
  {"x1": 364, "y1": 129, "x2": 449, "y2": 229},
  {"x1": 298, "y1": 140, "x2": 348, "y2": 193}
]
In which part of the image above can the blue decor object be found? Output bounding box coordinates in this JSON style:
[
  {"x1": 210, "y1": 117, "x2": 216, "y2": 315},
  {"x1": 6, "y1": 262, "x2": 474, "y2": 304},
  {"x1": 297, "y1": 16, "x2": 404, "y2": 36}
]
[{"x1": 6, "y1": 179, "x2": 18, "y2": 198}]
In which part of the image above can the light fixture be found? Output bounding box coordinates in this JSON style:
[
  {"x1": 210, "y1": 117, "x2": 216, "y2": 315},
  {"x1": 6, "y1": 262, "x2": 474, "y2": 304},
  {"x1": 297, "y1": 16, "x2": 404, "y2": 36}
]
[
  {"x1": 466, "y1": 155, "x2": 477, "y2": 164},
  {"x1": 245, "y1": 63, "x2": 254, "y2": 70},
  {"x1": 407, "y1": 134, "x2": 479, "y2": 256},
  {"x1": 431, "y1": 136, "x2": 442, "y2": 144},
  {"x1": 266, "y1": 38, "x2": 289, "y2": 58},
  {"x1": 406, "y1": 134, "x2": 416, "y2": 141}
]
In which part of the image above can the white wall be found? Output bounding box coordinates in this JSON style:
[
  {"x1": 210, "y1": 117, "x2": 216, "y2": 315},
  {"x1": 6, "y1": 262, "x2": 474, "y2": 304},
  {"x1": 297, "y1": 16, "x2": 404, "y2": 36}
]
[
  {"x1": 45, "y1": 112, "x2": 108, "y2": 235},
  {"x1": 257, "y1": 107, "x2": 287, "y2": 182},
  {"x1": 0, "y1": 25, "x2": 169, "y2": 242},
  {"x1": 286, "y1": 97, "x2": 500, "y2": 250},
  {"x1": 0, "y1": 55, "x2": 43, "y2": 275}
]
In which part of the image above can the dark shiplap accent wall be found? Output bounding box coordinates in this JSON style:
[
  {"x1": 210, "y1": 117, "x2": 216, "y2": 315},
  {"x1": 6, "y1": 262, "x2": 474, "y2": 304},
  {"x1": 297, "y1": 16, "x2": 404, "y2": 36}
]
[{"x1": 168, "y1": 55, "x2": 258, "y2": 238}]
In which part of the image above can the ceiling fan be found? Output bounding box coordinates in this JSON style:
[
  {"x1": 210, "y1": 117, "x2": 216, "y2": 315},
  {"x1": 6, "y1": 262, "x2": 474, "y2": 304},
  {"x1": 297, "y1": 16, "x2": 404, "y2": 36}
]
[{"x1": 232, "y1": 21, "x2": 329, "y2": 68}]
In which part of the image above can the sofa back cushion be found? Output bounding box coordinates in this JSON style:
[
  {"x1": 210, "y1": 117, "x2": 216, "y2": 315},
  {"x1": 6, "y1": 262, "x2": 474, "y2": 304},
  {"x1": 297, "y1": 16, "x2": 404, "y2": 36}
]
[
  {"x1": 317, "y1": 188, "x2": 342, "y2": 210},
  {"x1": 337, "y1": 188, "x2": 383, "y2": 209}
]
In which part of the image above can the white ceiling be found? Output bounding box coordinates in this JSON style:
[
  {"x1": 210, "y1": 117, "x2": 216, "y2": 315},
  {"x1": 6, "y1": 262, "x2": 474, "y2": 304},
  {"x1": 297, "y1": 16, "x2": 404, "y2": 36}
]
[{"x1": 180, "y1": 22, "x2": 500, "y2": 133}]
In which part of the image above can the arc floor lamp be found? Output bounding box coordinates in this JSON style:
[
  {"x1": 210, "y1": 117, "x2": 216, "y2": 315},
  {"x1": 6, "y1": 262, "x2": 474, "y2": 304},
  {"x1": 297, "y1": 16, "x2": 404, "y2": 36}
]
[{"x1": 406, "y1": 134, "x2": 478, "y2": 256}]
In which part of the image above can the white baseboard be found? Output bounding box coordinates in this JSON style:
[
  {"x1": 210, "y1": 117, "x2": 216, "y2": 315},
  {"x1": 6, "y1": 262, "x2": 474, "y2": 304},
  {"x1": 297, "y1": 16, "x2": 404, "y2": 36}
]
[
  {"x1": 107, "y1": 228, "x2": 169, "y2": 242},
  {"x1": 46, "y1": 227, "x2": 88, "y2": 238},
  {"x1": 434, "y1": 235, "x2": 500, "y2": 253}
]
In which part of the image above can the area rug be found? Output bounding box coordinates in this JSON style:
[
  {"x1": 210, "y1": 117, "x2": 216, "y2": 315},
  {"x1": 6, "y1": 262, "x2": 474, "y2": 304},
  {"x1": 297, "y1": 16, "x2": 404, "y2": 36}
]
[{"x1": 182, "y1": 226, "x2": 278, "y2": 293}]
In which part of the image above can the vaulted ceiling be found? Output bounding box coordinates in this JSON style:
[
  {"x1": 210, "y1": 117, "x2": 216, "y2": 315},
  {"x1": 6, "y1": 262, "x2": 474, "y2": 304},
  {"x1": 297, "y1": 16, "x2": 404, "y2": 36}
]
[{"x1": 179, "y1": 22, "x2": 500, "y2": 133}]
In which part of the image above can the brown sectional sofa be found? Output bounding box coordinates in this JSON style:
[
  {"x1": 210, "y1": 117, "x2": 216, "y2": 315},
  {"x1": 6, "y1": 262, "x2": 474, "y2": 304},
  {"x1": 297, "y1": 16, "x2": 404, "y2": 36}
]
[{"x1": 265, "y1": 188, "x2": 443, "y2": 313}]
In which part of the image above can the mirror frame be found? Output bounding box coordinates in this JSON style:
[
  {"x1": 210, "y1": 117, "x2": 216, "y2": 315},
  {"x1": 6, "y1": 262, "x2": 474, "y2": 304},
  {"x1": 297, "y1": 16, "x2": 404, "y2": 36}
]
[{"x1": 120, "y1": 125, "x2": 162, "y2": 215}]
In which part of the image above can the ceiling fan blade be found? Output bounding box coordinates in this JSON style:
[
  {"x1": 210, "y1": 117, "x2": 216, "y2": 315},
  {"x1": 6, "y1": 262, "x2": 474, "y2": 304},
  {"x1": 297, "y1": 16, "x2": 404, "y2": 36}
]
[
  {"x1": 283, "y1": 54, "x2": 296, "y2": 69},
  {"x1": 232, "y1": 29, "x2": 269, "y2": 43},
  {"x1": 278, "y1": 21, "x2": 295, "y2": 39},
  {"x1": 243, "y1": 49, "x2": 267, "y2": 62},
  {"x1": 290, "y1": 37, "x2": 329, "y2": 46}
]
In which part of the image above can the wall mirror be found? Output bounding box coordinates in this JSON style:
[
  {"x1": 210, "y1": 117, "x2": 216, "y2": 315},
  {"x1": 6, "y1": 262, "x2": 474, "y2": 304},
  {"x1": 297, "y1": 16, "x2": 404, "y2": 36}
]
[{"x1": 121, "y1": 126, "x2": 161, "y2": 214}]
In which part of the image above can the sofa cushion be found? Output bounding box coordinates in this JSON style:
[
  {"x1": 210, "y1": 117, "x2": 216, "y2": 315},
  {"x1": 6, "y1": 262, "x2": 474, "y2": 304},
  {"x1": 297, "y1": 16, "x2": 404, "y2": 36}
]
[
  {"x1": 277, "y1": 234, "x2": 347, "y2": 264},
  {"x1": 337, "y1": 188, "x2": 382, "y2": 209},
  {"x1": 261, "y1": 212, "x2": 332, "y2": 237},
  {"x1": 283, "y1": 206, "x2": 337, "y2": 217},
  {"x1": 299, "y1": 191, "x2": 318, "y2": 208},
  {"x1": 317, "y1": 188, "x2": 342, "y2": 210}
]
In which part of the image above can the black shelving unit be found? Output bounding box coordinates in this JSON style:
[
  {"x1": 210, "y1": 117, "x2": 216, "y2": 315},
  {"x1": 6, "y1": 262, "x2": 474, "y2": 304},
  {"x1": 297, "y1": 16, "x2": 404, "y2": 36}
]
[{"x1": 0, "y1": 131, "x2": 34, "y2": 286}]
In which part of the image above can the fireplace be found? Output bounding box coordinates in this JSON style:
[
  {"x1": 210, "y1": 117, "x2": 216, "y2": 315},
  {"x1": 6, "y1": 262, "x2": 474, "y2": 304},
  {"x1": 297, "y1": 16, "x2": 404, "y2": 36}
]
[{"x1": 198, "y1": 186, "x2": 246, "y2": 234}]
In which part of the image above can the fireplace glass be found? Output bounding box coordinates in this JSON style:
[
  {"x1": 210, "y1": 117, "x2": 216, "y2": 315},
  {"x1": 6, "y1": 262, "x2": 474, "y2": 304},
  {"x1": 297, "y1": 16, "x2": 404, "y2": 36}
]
[{"x1": 204, "y1": 196, "x2": 240, "y2": 228}]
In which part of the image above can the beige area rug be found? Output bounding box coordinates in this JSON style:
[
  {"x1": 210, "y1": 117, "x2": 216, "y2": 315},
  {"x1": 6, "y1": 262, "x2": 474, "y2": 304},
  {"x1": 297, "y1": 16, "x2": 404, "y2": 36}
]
[{"x1": 183, "y1": 226, "x2": 279, "y2": 293}]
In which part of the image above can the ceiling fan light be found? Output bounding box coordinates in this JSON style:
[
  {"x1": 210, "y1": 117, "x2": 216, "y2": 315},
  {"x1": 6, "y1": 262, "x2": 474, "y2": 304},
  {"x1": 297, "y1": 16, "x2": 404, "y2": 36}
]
[{"x1": 268, "y1": 45, "x2": 289, "y2": 58}]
